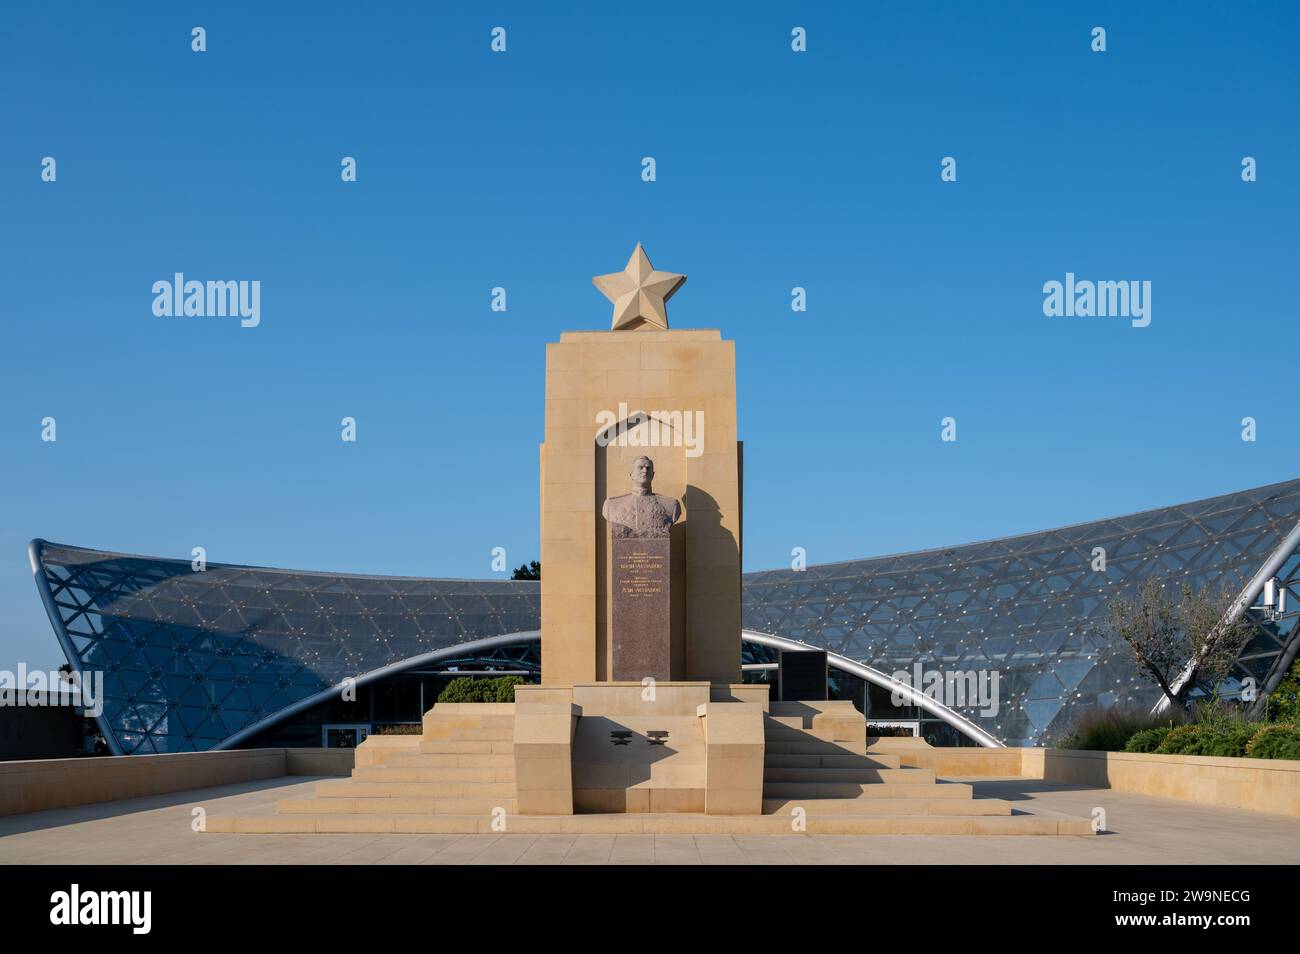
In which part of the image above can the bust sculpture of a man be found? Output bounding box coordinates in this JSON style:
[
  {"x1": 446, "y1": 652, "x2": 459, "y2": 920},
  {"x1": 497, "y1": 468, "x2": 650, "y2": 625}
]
[{"x1": 602, "y1": 456, "x2": 682, "y2": 539}]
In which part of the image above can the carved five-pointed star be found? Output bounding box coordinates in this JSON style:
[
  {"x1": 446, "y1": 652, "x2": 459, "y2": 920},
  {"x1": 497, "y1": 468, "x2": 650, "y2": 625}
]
[{"x1": 592, "y1": 243, "x2": 686, "y2": 331}]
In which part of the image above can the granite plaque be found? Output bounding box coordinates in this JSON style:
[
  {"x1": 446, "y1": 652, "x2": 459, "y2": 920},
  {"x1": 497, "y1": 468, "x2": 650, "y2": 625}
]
[
  {"x1": 610, "y1": 536, "x2": 671, "y2": 681},
  {"x1": 604, "y1": 456, "x2": 681, "y2": 681}
]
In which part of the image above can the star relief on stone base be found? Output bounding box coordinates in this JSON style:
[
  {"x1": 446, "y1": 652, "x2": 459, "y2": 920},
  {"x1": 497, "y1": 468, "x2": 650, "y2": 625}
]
[{"x1": 592, "y1": 243, "x2": 686, "y2": 331}]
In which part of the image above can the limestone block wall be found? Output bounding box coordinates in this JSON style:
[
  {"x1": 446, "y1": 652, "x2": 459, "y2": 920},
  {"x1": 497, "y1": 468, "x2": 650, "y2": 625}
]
[
  {"x1": 1030, "y1": 748, "x2": 1300, "y2": 817},
  {"x1": 0, "y1": 747, "x2": 352, "y2": 817},
  {"x1": 514, "y1": 689, "x2": 578, "y2": 816},
  {"x1": 540, "y1": 329, "x2": 742, "y2": 685},
  {"x1": 876, "y1": 743, "x2": 1300, "y2": 817},
  {"x1": 700, "y1": 702, "x2": 765, "y2": 815}
]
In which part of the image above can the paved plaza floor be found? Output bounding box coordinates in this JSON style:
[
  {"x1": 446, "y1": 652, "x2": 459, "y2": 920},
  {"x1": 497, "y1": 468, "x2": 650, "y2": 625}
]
[{"x1": 2, "y1": 776, "x2": 1296, "y2": 864}]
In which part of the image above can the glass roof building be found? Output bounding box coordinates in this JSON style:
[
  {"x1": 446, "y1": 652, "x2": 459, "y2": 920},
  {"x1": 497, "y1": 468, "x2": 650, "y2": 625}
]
[
  {"x1": 31, "y1": 478, "x2": 1300, "y2": 753},
  {"x1": 742, "y1": 478, "x2": 1300, "y2": 746},
  {"x1": 29, "y1": 544, "x2": 540, "y2": 755}
]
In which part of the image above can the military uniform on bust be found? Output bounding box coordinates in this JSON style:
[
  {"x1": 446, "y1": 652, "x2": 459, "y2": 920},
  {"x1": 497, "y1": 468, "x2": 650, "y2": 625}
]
[{"x1": 602, "y1": 456, "x2": 682, "y2": 538}]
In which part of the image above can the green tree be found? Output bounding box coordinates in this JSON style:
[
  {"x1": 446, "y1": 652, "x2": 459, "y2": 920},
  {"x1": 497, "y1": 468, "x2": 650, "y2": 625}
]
[
  {"x1": 1266, "y1": 658, "x2": 1300, "y2": 722},
  {"x1": 511, "y1": 560, "x2": 540, "y2": 581},
  {"x1": 1100, "y1": 578, "x2": 1255, "y2": 709}
]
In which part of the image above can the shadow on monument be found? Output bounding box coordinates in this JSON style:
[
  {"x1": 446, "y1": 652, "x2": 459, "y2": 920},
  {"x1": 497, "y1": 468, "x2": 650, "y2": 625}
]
[{"x1": 681, "y1": 483, "x2": 742, "y2": 678}]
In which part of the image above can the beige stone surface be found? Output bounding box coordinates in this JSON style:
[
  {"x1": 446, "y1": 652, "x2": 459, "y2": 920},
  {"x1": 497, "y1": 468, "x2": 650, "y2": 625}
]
[
  {"x1": 709, "y1": 684, "x2": 770, "y2": 708},
  {"x1": 771, "y1": 701, "x2": 867, "y2": 745},
  {"x1": 513, "y1": 685, "x2": 575, "y2": 707},
  {"x1": 353, "y1": 736, "x2": 421, "y2": 766},
  {"x1": 592, "y1": 244, "x2": 686, "y2": 332},
  {"x1": 513, "y1": 698, "x2": 577, "y2": 816},
  {"x1": 872, "y1": 744, "x2": 1300, "y2": 818},
  {"x1": 701, "y1": 702, "x2": 765, "y2": 815},
  {"x1": 13, "y1": 773, "x2": 1300, "y2": 857},
  {"x1": 0, "y1": 748, "x2": 350, "y2": 817},
  {"x1": 571, "y1": 711, "x2": 705, "y2": 814},
  {"x1": 879, "y1": 743, "x2": 1026, "y2": 778},
  {"x1": 571, "y1": 682, "x2": 711, "y2": 717},
  {"x1": 1034, "y1": 749, "x2": 1300, "y2": 817},
  {"x1": 540, "y1": 327, "x2": 741, "y2": 686}
]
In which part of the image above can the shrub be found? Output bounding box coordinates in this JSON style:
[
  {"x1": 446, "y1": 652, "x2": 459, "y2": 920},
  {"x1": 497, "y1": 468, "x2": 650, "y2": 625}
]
[
  {"x1": 1196, "y1": 722, "x2": 1258, "y2": 758},
  {"x1": 436, "y1": 675, "x2": 528, "y2": 704},
  {"x1": 1266, "y1": 660, "x2": 1300, "y2": 723},
  {"x1": 1245, "y1": 723, "x2": 1300, "y2": 760},
  {"x1": 373, "y1": 723, "x2": 421, "y2": 735},
  {"x1": 1124, "y1": 726, "x2": 1174, "y2": 753},
  {"x1": 1055, "y1": 706, "x2": 1185, "y2": 752},
  {"x1": 1155, "y1": 724, "x2": 1204, "y2": 755},
  {"x1": 1129, "y1": 720, "x2": 1269, "y2": 758}
]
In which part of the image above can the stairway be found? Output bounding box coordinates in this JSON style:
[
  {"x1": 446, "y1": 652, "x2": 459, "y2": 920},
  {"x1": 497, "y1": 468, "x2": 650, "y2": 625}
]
[
  {"x1": 275, "y1": 705, "x2": 519, "y2": 823},
  {"x1": 205, "y1": 700, "x2": 1093, "y2": 835},
  {"x1": 756, "y1": 702, "x2": 1081, "y2": 833}
]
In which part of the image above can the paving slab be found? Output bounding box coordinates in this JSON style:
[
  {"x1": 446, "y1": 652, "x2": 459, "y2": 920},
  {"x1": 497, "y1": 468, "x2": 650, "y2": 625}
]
[{"x1": 3, "y1": 775, "x2": 1298, "y2": 864}]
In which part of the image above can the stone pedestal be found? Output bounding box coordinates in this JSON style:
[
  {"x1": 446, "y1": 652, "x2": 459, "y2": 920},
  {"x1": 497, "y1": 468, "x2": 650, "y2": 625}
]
[
  {"x1": 610, "y1": 537, "x2": 671, "y2": 681},
  {"x1": 519, "y1": 682, "x2": 768, "y2": 815}
]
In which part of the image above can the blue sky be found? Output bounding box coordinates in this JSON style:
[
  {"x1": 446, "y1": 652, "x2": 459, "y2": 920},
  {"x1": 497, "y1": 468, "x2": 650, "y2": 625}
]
[{"x1": 2, "y1": 2, "x2": 1297, "y2": 668}]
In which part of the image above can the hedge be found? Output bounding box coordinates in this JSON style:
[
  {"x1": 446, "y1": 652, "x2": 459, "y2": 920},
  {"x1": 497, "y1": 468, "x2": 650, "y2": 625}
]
[
  {"x1": 1245, "y1": 723, "x2": 1300, "y2": 760},
  {"x1": 1124, "y1": 726, "x2": 1174, "y2": 753},
  {"x1": 1144, "y1": 721, "x2": 1298, "y2": 759},
  {"x1": 1154, "y1": 724, "x2": 1204, "y2": 755},
  {"x1": 436, "y1": 675, "x2": 527, "y2": 704}
]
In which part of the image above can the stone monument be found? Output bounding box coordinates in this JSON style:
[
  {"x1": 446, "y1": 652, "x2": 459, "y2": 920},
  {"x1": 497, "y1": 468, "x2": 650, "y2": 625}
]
[
  {"x1": 538, "y1": 242, "x2": 743, "y2": 684},
  {"x1": 212, "y1": 245, "x2": 1090, "y2": 831},
  {"x1": 603, "y1": 455, "x2": 681, "y2": 680}
]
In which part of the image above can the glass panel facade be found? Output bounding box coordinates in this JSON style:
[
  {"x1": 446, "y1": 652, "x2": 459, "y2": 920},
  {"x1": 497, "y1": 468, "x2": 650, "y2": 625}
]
[
  {"x1": 32, "y1": 478, "x2": 1300, "y2": 752},
  {"x1": 33, "y1": 543, "x2": 539, "y2": 754},
  {"x1": 742, "y1": 478, "x2": 1300, "y2": 745}
]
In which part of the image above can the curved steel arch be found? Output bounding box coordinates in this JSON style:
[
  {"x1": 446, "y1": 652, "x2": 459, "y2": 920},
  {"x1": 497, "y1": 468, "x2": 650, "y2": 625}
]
[
  {"x1": 24, "y1": 529, "x2": 1021, "y2": 755},
  {"x1": 213, "y1": 630, "x2": 542, "y2": 750},
  {"x1": 214, "y1": 628, "x2": 1001, "y2": 751},
  {"x1": 1155, "y1": 516, "x2": 1300, "y2": 716},
  {"x1": 743, "y1": 629, "x2": 1003, "y2": 747},
  {"x1": 34, "y1": 475, "x2": 1300, "y2": 755}
]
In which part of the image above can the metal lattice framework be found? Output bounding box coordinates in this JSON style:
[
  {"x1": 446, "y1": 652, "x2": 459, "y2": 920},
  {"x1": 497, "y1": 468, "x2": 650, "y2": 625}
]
[
  {"x1": 31, "y1": 478, "x2": 1300, "y2": 752},
  {"x1": 742, "y1": 478, "x2": 1300, "y2": 745},
  {"x1": 1242, "y1": 545, "x2": 1300, "y2": 715},
  {"x1": 30, "y1": 541, "x2": 538, "y2": 755}
]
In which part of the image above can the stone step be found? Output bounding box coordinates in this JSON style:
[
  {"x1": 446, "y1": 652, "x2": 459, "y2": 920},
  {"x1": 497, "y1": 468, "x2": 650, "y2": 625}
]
[
  {"x1": 317, "y1": 780, "x2": 516, "y2": 799},
  {"x1": 425, "y1": 703, "x2": 516, "y2": 716},
  {"x1": 766, "y1": 716, "x2": 836, "y2": 732},
  {"x1": 768, "y1": 701, "x2": 829, "y2": 712},
  {"x1": 763, "y1": 739, "x2": 871, "y2": 756},
  {"x1": 353, "y1": 766, "x2": 516, "y2": 783},
  {"x1": 764, "y1": 753, "x2": 899, "y2": 779},
  {"x1": 422, "y1": 707, "x2": 515, "y2": 734},
  {"x1": 278, "y1": 797, "x2": 517, "y2": 815},
  {"x1": 767, "y1": 701, "x2": 863, "y2": 717},
  {"x1": 759, "y1": 753, "x2": 904, "y2": 769},
  {"x1": 207, "y1": 812, "x2": 1094, "y2": 836},
  {"x1": 386, "y1": 752, "x2": 515, "y2": 769},
  {"x1": 763, "y1": 721, "x2": 840, "y2": 736},
  {"x1": 763, "y1": 766, "x2": 917, "y2": 783},
  {"x1": 769, "y1": 769, "x2": 935, "y2": 785},
  {"x1": 424, "y1": 714, "x2": 516, "y2": 727},
  {"x1": 761, "y1": 781, "x2": 973, "y2": 799},
  {"x1": 764, "y1": 752, "x2": 910, "y2": 771},
  {"x1": 417, "y1": 739, "x2": 516, "y2": 755},
  {"x1": 421, "y1": 725, "x2": 515, "y2": 742},
  {"x1": 762, "y1": 797, "x2": 1012, "y2": 816}
]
